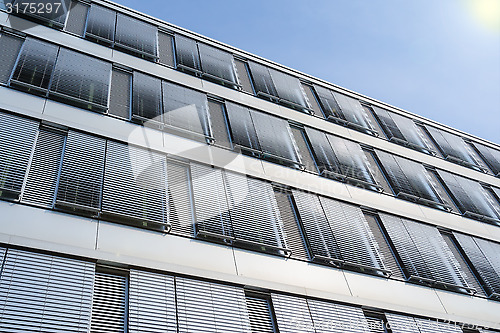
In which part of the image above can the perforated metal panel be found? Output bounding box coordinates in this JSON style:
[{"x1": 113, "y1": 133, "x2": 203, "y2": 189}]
[
  {"x1": 0, "y1": 33, "x2": 23, "y2": 84},
  {"x1": 290, "y1": 126, "x2": 317, "y2": 172},
  {"x1": 208, "y1": 100, "x2": 231, "y2": 149},
  {"x1": 0, "y1": 249, "x2": 94, "y2": 333},
  {"x1": 129, "y1": 270, "x2": 176, "y2": 333},
  {"x1": 56, "y1": 131, "x2": 105, "y2": 212},
  {"x1": 91, "y1": 271, "x2": 127, "y2": 333},
  {"x1": 0, "y1": 112, "x2": 38, "y2": 199},
  {"x1": 176, "y1": 277, "x2": 251, "y2": 333},
  {"x1": 307, "y1": 298, "x2": 371, "y2": 333},
  {"x1": 158, "y1": 31, "x2": 175, "y2": 67},
  {"x1": 109, "y1": 68, "x2": 131, "y2": 119},
  {"x1": 22, "y1": 128, "x2": 66, "y2": 208},
  {"x1": 102, "y1": 141, "x2": 168, "y2": 229},
  {"x1": 167, "y1": 160, "x2": 194, "y2": 236},
  {"x1": 64, "y1": 0, "x2": 89, "y2": 36},
  {"x1": 234, "y1": 59, "x2": 254, "y2": 94},
  {"x1": 271, "y1": 294, "x2": 314, "y2": 333}
]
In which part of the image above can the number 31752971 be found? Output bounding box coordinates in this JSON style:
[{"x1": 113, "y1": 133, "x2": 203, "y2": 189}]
[{"x1": 6, "y1": 2, "x2": 62, "y2": 14}]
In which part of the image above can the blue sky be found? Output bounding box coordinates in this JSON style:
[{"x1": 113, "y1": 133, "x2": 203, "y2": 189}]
[{"x1": 118, "y1": 0, "x2": 500, "y2": 144}]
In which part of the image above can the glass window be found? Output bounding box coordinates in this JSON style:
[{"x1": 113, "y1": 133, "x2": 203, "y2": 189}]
[
  {"x1": 64, "y1": 0, "x2": 89, "y2": 36},
  {"x1": 207, "y1": 100, "x2": 231, "y2": 149},
  {"x1": 198, "y1": 43, "x2": 238, "y2": 85},
  {"x1": 268, "y1": 68, "x2": 309, "y2": 110},
  {"x1": 0, "y1": 33, "x2": 24, "y2": 84},
  {"x1": 10, "y1": 38, "x2": 58, "y2": 93},
  {"x1": 12, "y1": 0, "x2": 70, "y2": 28},
  {"x1": 162, "y1": 81, "x2": 210, "y2": 138},
  {"x1": 332, "y1": 92, "x2": 377, "y2": 134},
  {"x1": 174, "y1": 35, "x2": 201, "y2": 72},
  {"x1": 313, "y1": 84, "x2": 341, "y2": 119},
  {"x1": 247, "y1": 61, "x2": 278, "y2": 99},
  {"x1": 132, "y1": 72, "x2": 162, "y2": 123},
  {"x1": 224, "y1": 102, "x2": 260, "y2": 152},
  {"x1": 375, "y1": 150, "x2": 446, "y2": 209},
  {"x1": 472, "y1": 142, "x2": 500, "y2": 176},
  {"x1": 437, "y1": 170, "x2": 500, "y2": 224},
  {"x1": 115, "y1": 13, "x2": 158, "y2": 59},
  {"x1": 301, "y1": 82, "x2": 323, "y2": 117},
  {"x1": 109, "y1": 68, "x2": 131, "y2": 119},
  {"x1": 50, "y1": 48, "x2": 111, "y2": 111},
  {"x1": 85, "y1": 4, "x2": 116, "y2": 43}
]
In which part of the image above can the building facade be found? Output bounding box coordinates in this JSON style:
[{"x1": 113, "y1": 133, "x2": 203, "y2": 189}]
[{"x1": 0, "y1": 0, "x2": 500, "y2": 332}]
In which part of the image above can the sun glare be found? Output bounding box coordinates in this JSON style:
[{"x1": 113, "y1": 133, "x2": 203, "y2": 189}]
[{"x1": 465, "y1": 0, "x2": 500, "y2": 32}]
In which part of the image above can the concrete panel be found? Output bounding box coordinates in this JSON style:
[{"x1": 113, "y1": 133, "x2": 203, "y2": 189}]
[
  {"x1": 233, "y1": 248, "x2": 351, "y2": 298},
  {"x1": 0, "y1": 201, "x2": 98, "y2": 255},
  {"x1": 96, "y1": 221, "x2": 238, "y2": 280},
  {"x1": 436, "y1": 290, "x2": 500, "y2": 330},
  {"x1": 344, "y1": 270, "x2": 446, "y2": 318},
  {"x1": 43, "y1": 100, "x2": 164, "y2": 151},
  {"x1": 0, "y1": 86, "x2": 45, "y2": 117}
]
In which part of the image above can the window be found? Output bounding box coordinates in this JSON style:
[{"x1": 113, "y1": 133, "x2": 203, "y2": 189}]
[
  {"x1": 424, "y1": 125, "x2": 484, "y2": 171},
  {"x1": 162, "y1": 81, "x2": 211, "y2": 140},
  {"x1": 246, "y1": 291, "x2": 278, "y2": 333},
  {"x1": 436, "y1": 170, "x2": 500, "y2": 224},
  {"x1": 132, "y1": 72, "x2": 163, "y2": 123},
  {"x1": 50, "y1": 48, "x2": 111, "y2": 111},
  {"x1": 64, "y1": 0, "x2": 89, "y2": 36},
  {"x1": 0, "y1": 112, "x2": 38, "y2": 200},
  {"x1": 271, "y1": 294, "x2": 314, "y2": 333},
  {"x1": 176, "y1": 277, "x2": 252, "y2": 333},
  {"x1": 292, "y1": 190, "x2": 390, "y2": 276},
  {"x1": 101, "y1": 141, "x2": 169, "y2": 231},
  {"x1": 174, "y1": 35, "x2": 202, "y2": 73},
  {"x1": 0, "y1": 32, "x2": 23, "y2": 84},
  {"x1": 453, "y1": 232, "x2": 500, "y2": 300},
  {"x1": 85, "y1": 4, "x2": 116, "y2": 43},
  {"x1": 166, "y1": 160, "x2": 194, "y2": 237},
  {"x1": 21, "y1": 125, "x2": 67, "y2": 208},
  {"x1": 331, "y1": 91, "x2": 378, "y2": 135},
  {"x1": 301, "y1": 82, "x2": 323, "y2": 117},
  {"x1": 55, "y1": 131, "x2": 105, "y2": 215},
  {"x1": 198, "y1": 42, "x2": 238, "y2": 86},
  {"x1": 371, "y1": 106, "x2": 434, "y2": 154},
  {"x1": 109, "y1": 67, "x2": 132, "y2": 119},
  {"x1": 378, "y1": 213, "x2": 475, "y2": 293},
  {"x1": 191, "y1": 163, "x2": 290, "y2": 256},
  {"x1": 224, "y1": 101, "x2": 260, "y2": 152},
  {"x1": 304, "y1": 127, "x2": 380, "y2": 190},
  {"x1": 313, "y1": 84, "x2": 341, "y2": 119},
  {"x1": 10, "y1": 38, "x2": 59, "y2": 93},
  {"x1": 11, "y1": 0, "x2": 70, "y2": 28},
  {"x1": 234, "y1": 58, "x2": 254, "y2": 93},
  {"x1": 307, "y1": 298, "x2": 371, "y2": 332},
  {"x1": 0, "y1": 249, "x2": 94, "y2": 332},
  {"x1": 207, "y1": 99, "x2": 231, "y2": 149},
  {"x1": 129, "y1": 270, "x2": 177, "y2": 333},
  {"x1": 158, "y1": 31, "x2": 175, "y2": 67},
  {"x1": 471, "y1": 142, "x2": 500, "y2": 176},
  {"x1": 91, "y1": 266, "x2": 128, "y2": 333},
  {"x1": 289, "y1": 125, "x2": 317, "y2": 173},
  {"x1": 115, "y1": 13, "x2": 158, "y2": 60},
  {"x1": 374, "y1": 150, "x2": 448, "y2": 210}
]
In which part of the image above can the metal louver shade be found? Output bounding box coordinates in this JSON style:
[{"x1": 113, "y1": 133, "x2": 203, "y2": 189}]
[
  {"x1": 0, "y1": 249, "x2": 94, "y2": 332},
  {"x1": 385, "y1": 313, "x2": 422, "y2": 333},
  {"x1": 307, "y1": 298, "x2": 371, "y2": 333},
  {"x1": 472, "y1": 142, "x2": 500, "y2": 176},
  {"x1": 174, "y1": 35, "x2": 202, "y2": 72},
  {"x1": 11, "y1": 38, "x2": 59, "y2": 92},
  {"x1": 162, "y1": 81, "x2": 211, "y2": 138},
  {"x1": 269, "y1": 68, "x2": 309, "y2": 109},
  {"x1": 191, "y1": 163, "x2": 232, "y2": 240},
  {"x1": 375, "y1": 150, "x2": 445, "y2": 208},
  {"x1": 224, "y1": 171, "x2": 289, "y2": 255},
  {"x1": 245, "y1": 293, "x2": 276, "y2": 333},
  {"x1": 176, "y1": 277, "x2": 252, "y2": 333},
  {"x1": 101, "y1": 141, "x2": 168, "y2": 231},
  {"x1": 303, "y1": 127, "x2": 338, "y2": 173},
  {"x1": 437, "y1": 169, "x2": 500, "y2": 223},
  {"x1": 129, "y1": 270, "x2": 177, "y2": 333},
  {"x1": 247, "y1": 61, "x2": 278, "y2": 98},
  {"x1": 313, "y1": 84, "x2": 340, "y2": 119},
  {"x1": 225, "y1": 102, "x2": 261, "y2": 152},
  {"x1": 198, "y1": 43, "x2": 238, "y2": 84},
  {"x1": 85, "y1": 4, "x2": 116, "y2": 43},
  {"x1": 424, "y1": 125, "x2": 480, "y2": 169},
  {"x1": 132, "y1": 72, "x2": 163, "y2": 123},
  {"x1": 115, "y1": 13, "x2": 158, "y2": 59},
  {"x1": 372, "y1": 106, "x2": 431, "y2": 153},
  {"x1": 250, "y1": 110, "x2": 301, "y2": 166},
  {"x1": 271, "y1": 294, "x2": 314, "y2": 333},
  {"x1": 21, "y1": 128, "x2": 66, "y2": 208},
  {"x1": 50, "y1": 48, "x2": 111, "y2": 111},
  {"x1": 379, "y1": 213, "x2": 472, "y2": 293},
  {"x1": 167, "y1": 160, "x2": 194, "y2": 236},
  {"x1": 0, "y1": 112, "x2": 38, "y2": 200},
  {"x1": 453, "y1": 232, "x2": 500, "y2": 299},
  {"x1": 56, "y1": 131, "x2": 105, "y2": 213},
  {"x1": 331, "y1": 92, "x2": 375, "y2": 133},
  {"x1": 0, "y1": 33, "x2": 24, "y2": 84},
  {"x1": 319, "y1": 196, "x2": 388, "y2": 275},
  {"x1": 91, "y1": 271, "x2": 127, "y2": 333}
]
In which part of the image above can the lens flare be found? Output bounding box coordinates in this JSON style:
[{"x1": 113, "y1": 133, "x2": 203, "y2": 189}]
[{"x1": 465, "y1": 0, "x2": 500, "y2": 32}]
